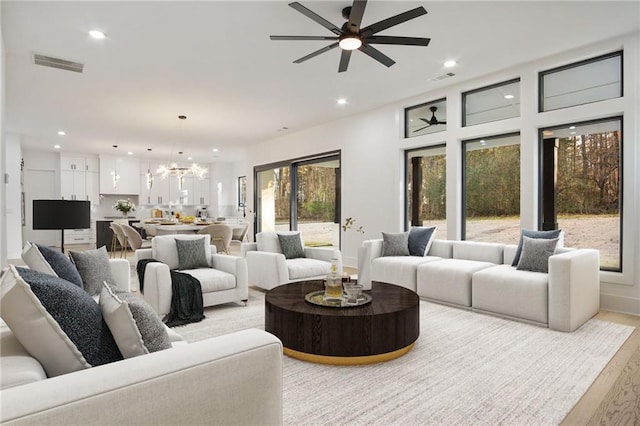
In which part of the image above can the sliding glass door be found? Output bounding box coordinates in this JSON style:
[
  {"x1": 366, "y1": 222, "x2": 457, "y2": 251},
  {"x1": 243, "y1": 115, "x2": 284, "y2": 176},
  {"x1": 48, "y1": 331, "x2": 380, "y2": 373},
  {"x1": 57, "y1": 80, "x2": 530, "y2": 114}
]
[{"x1": 256, "y1": 165, "x2": 290, "y2": 233}]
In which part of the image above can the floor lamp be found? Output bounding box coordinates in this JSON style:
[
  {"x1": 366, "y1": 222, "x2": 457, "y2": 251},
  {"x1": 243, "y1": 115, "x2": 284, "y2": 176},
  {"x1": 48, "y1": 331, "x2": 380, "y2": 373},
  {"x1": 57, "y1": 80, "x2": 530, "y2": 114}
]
[{"x1": 33, "y1": 200, "x2": 91, "y2": 253}]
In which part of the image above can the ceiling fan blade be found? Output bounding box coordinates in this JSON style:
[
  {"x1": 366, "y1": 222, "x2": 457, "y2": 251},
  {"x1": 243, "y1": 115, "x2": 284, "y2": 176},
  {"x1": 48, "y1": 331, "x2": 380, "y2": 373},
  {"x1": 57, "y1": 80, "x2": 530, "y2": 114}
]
[
  {"x1": 270, "y1": 35, "x2": 338, "y2": 41},
  {"x1": 419, "y1": 118, "x2": 430, "y2": 124},
  {"x1": 413, "y1": 125, "x2": 430, "y2": 133},
  {"x1": 293, "y1": 42, "x2": 339, "y2": 64},
  {"x1": 338, "y1": 50, "x2": 352, "y2": 73},
  {"x1": 288, "y1": 2, "x2": 342, "y2": 36},
  {"x1": 359, "y1": 43, "x2": 395, "y2": 68},
  {"x1": 346, "y1": 0, "x2": 367, "y2": 33},
  {"x1": 365, "y1": 36, "x2": 430, "y2": 46},
  {"x1": 360, "y1": 7, "x2": 427, "y2": 37},
  {"x1": 438, "y1": 121, "x2": 447, "y2": 125}
]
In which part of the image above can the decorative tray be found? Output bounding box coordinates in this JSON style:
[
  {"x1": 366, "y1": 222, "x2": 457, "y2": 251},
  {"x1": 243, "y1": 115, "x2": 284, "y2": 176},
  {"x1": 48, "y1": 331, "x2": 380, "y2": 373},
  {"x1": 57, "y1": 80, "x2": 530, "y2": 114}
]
[{"x1": 305, "y1": 290, "x2": 372, "y2": 308}]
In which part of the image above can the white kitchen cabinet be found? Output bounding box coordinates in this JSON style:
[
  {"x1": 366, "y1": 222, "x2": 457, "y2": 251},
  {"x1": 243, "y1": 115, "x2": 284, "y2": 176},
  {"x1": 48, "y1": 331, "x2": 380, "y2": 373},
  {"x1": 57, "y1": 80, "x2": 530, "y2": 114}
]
[
  {"x1": 64, "y1": 221, "x2": 95, "y2": 246},
  {"x1": 86, "y1": 172, "x2": 100, "y2": 204},
  {"x1": 192, "y1": 177, "x2": 210, "y2": 205},
  {"x1": 60, "y1": 154, "x2": 99, "y2": 203},
  {"x1": 99, "y1": 155, "x2": 140, "y2": 195},
  {"x1": 150, "y1": 174, "x2": 170, "y2": 205},
  {"x1": 170, "y1": 175, "x2": 194, "y2": 204},
  {"x1": 61, "y1": 170, "x2": 86, "y2": 201}
]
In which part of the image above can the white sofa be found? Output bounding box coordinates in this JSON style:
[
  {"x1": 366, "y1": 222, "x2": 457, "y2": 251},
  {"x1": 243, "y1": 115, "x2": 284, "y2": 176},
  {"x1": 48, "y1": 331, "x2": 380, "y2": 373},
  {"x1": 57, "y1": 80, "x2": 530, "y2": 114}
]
[
  {"x1": 242, "y1": 231, "x2": 342, "y2": 290},
  {"x1": 0, "y1": 257, "x2": 283, "y2": 425},
  {"x1": 136, "y1": 234, "x2": 249, "y2": 317},
  {"x1": 359, "y1": 239, "x2": 600, "y2": 332}
]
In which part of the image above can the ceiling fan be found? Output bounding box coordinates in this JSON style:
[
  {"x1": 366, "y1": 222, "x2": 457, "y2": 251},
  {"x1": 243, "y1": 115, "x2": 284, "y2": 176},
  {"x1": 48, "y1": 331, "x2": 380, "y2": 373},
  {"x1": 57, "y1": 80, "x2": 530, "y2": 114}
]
[
  {"x1": 270, "y1": 1, "x2": 430, "y2": 73},
  {"x1": 413, "y1": 106, "x2": 446, "y2": 132}
]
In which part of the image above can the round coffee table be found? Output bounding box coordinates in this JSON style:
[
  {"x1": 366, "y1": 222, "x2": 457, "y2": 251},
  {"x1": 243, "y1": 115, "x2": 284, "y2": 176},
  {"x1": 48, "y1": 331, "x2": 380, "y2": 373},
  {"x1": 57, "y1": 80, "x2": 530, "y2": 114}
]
[{"x1": 265, "y1": 280, "x2": 419, "y2": 365}]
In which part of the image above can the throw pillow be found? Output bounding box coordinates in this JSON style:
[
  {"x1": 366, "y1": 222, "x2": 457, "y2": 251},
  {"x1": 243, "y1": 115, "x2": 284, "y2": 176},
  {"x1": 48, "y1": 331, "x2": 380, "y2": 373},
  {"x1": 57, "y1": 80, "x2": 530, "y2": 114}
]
[
  {"x1": 175, "y1": 237, "x2": 210, "y2": 270},
  {"x1": 100, "y1": 282, "x2": 172, "y2": 358},
  {"x1": 516, "y1": 236, "x2": 560, "y2": 273},
  {"x1": 21, "y1": 241, "x2": 83, "y2": 288},
  {"x1": 0, "y1": 266, "x2": 123, "y2": 378},
  {"x1": 408, "y1": 226, "x2": 437, "y2": 256},
  {"x1": 69, "y1": 246, "x2": 115, "y2": 296},
  {"x1": 277, "y1": 233, "x2": 306, "y2": 259},
  {"x1": 382, "y1": 232, "x2": 410, "y2": 257},
  {"x1": 512, "y1": 229, "x2": 563, "y2": 266}
]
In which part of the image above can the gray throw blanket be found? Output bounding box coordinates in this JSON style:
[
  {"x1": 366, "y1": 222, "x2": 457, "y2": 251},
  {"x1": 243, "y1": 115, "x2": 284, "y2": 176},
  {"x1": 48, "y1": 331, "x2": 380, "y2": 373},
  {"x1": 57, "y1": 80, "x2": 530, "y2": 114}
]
[{"x1": 136, "y1": 259, "x2": 205, "y2": 327}]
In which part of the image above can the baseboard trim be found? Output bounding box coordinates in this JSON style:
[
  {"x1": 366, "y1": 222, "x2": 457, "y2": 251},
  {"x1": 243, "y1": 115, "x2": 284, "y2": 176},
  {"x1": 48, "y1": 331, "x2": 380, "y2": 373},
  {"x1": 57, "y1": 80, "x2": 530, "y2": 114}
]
[{"x1": 600, "y1": 293, "x2": 640, "y2": 316}]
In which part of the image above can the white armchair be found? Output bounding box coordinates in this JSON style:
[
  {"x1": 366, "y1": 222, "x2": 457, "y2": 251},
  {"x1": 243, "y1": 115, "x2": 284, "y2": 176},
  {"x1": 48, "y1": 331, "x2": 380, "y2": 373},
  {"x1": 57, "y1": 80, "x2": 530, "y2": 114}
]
[
  {"x1": 135, "y1": 234, "x2": 248, "y2": 317},
  {"x1": 241, "y1": 231, "x2": 342, "y2": 290}
]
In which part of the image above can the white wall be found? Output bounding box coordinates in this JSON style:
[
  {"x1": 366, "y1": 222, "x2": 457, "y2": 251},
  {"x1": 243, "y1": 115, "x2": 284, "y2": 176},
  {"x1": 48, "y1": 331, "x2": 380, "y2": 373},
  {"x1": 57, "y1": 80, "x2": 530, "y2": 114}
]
[
  {"x1": 5, "y1": 133, "x2": 22, "y2": 259},
  {"x1": 0, "y1": 9, "x2": 6, "y2": 267},
  {"x1": 244, "y1": 33, "x2": 640, "y2": 315}
]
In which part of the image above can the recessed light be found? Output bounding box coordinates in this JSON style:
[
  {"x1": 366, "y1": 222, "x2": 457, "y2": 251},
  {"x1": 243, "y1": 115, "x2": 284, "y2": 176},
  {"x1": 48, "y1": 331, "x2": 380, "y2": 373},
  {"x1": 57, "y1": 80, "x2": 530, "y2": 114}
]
[
  {"x1": 212, "y1": 148, "x2": 219, "y2": 153},
  {"x1": 504, "y1": 94, "x2": 514, "y2": 99},
  {"x1": 53, "y1": 145, "x2": 61, "y2": 149},
  {"x1": 569, "y1": 126, "x2": 576, "y2": 130},
  {"x1": 127, "y1": 151, "x2": 133, "y2": 155},
  {"x1": 570, "y1": 131, "x2": 577, "y2": 135},
  {"x1": 444, "y1": 60, "x2": 456, "y2": 68},
  {"x1": 480, "y1": 140, "x2": 486, "y2": 145},
  {"x1": 337, "y1": 98, "x2": 347, "y2": 105},
  {"x1": 89, "y1": 30, "x2": 106, "y2": 39},
  {"x1": 187, "y1": 156, "x2": 193, "y2": 160},
  {"x1": 57, "y1": 130, "x2": 66, "y2": 136}
]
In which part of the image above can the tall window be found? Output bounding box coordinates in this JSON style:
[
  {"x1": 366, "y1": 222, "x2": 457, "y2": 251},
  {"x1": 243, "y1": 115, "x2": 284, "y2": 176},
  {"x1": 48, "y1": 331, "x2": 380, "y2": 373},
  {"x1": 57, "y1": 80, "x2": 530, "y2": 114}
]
[
  {"x1": 405, "y1": 146, "x2": 447, "y2": 235},
  {"x1": 255, "y1": 152, "x2": 341, "y2": 247},
  {"x1": 463, "y1": 134, "x2": 521, "y2": 243},
  {"x1": 540, "y1": 118, "x2": 622, "y2": 271}
]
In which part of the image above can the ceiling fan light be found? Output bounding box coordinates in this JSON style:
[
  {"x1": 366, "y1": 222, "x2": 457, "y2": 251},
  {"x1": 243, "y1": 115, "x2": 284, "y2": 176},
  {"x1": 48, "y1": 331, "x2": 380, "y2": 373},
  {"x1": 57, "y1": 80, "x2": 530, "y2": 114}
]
[{"x1": 339, "y1": 35, "x2": 362, "y2": 50}]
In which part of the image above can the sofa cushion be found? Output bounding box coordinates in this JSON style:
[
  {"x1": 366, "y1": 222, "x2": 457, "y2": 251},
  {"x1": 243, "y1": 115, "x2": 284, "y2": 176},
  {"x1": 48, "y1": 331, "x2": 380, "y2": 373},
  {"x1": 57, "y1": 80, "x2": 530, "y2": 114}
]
[
  {"x1": 152, "y1": 234, "x2": 212, "y2": 270},
  {"x1": 371, "y1": 256, "x2": 441, "y2": 291},
  {"x1": 183, "y1": 268, "x2": 237, "y2": 292},
  {"x1": 408, "y1": 226, "x2": 437, "y2": 256},
  {"x1": 472, "y1": 264, "x2": 549, "y2": 325},
  {"x1": 382, "y1": 232, "x2": 410, "y2": 256},
  {"x1": 516, "y1": 236, "x2": 559, "y2": 273},
  {"x1": 0, "y1": 266, "x2": 122, "y2": 378},
  {"x1": 452, "y1": 241, "x2": 504, "y2": 264},
  {"x1": 512, "y1": 229, "x2": 563, "y2": 266},
  {"x1": 0, "y1": 326, "x2": 47, "y2": 389},
  {"x1": 287, "y1": 258, "x2": 331, "y2": 280},
  {"x1": 417, "y1": 259, "x2": 495, "y2": 307},
  {"x1": 278, "y1": 233, "x2": 305, "y2": 259},
  {"x1": 100, "y1": 283, "x2": 172, "y2": 358},
  {"x1": 175, "y1": 237, "x2": 210, "y2": 270},
  {"x1": 21, "y1": 242, "x2": 83, "y2": 288},
  {"x1": 69, "y1": 246, "x2": 115, "y2": 296}
]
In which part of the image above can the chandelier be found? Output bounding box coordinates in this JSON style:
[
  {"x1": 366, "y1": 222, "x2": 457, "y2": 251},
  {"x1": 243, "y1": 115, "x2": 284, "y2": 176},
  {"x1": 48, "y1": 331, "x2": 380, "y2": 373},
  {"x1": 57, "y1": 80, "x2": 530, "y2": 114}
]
[{"x1": 156, "y1": 115, "x2": 207, "y2": 190}]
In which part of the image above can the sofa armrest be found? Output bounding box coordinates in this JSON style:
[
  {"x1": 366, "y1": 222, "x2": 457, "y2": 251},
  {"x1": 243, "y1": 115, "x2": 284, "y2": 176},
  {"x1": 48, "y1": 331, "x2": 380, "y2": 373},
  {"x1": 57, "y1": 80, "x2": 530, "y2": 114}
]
[
  {"x1": 358, "y1": 240, "x2": 383, "y2": 289},
  {"x1": 0, "y1": 329, "x2": 283, "y2": 426},
  {"x1": 245, "y1": 251, "x2": 289, "y2": 290},
  {"x1": 304, "y1": 247, "x2": 342, "y2": 267},
  {"x1": 212, "y1": 254, "x2": 249, "y2": 297},
  {"x1": 135, "y1": 248, "x2": 153, "y2": 261},
  {"x1": 108, "y1": 258, "x2": 131, "y2": 292},
  {"x1": 241, "y1": 242, "x2": 257, "y2": 258},
  {"x1": 141, "y1": 262, "x2": 172, "y2": 317},
  {"x1": 548, "y1": 249, "x2": 600, "y2": 332}
]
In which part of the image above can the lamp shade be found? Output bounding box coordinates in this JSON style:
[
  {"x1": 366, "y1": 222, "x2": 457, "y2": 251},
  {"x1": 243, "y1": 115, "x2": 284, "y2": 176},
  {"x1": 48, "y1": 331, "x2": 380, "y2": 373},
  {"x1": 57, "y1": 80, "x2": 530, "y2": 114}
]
[{"x1": 33, "y1": 200, "x2": 91, "y2": 230}]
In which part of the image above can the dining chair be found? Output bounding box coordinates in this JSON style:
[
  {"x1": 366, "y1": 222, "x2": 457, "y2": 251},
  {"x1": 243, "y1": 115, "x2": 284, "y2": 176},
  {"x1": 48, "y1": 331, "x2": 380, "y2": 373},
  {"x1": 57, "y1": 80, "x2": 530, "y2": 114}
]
[
  {"x1": 120, "y1": 223, "x2": 152, "y2": 253},
  {"x1": 109, "y1": 222, "x2": 128, "y2": 258},
  {"x1": 229, "y1": 223, "x2": 250, "y2": 252},
  {"x1": 197, "y1": 223, "x2": 232, "y2": 254}
]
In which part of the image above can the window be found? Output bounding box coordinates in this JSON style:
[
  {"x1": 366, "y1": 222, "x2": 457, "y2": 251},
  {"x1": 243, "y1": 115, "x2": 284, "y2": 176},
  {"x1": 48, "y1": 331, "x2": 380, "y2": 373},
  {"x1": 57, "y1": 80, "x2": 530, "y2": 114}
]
[
  {"x1": 405, "y1": 145, "x2": 447, "y2": 236},
  {"x1": 540, "y1": 117, "x2": 622, "y2": 271},
  {"x1": 539, "y1": 51, "x2": 622, "y2": 112},
  {"x1": 255, "y1": 152, "x2": 341, "y2": 247},
  {"x1": 404, "y1": 99, "x2": 447, "y2": 137},
  {"x1": 462, "y1": 133, "x2": 521, "y2": 243},
  {"x1": 463, "y1": 78, "x2": 520, "y2": 126}
]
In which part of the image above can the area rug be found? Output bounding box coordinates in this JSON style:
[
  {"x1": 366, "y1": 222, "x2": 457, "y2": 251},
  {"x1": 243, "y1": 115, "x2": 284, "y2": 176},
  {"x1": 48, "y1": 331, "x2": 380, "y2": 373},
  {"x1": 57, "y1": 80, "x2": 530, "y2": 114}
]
[{"x1": 177, "y1": 290, "x2": 634, "y2": 425}]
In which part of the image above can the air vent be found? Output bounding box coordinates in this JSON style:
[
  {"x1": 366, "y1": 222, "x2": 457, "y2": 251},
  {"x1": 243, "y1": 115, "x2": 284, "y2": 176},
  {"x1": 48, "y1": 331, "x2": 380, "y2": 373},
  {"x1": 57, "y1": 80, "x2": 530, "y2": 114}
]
[
  {"x1": 33, "y1": 53, "x2": 84, "y2": 73},
  {"x1": 430, "y1": 72, "x2": 455, "y2": 82}
]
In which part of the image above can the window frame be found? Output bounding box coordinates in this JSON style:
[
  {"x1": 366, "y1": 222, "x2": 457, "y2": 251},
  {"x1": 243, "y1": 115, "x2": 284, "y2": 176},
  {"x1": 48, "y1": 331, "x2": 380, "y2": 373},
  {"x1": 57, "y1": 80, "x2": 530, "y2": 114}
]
[
  {"x1": 404, "y1": 144, "x2": 447, "y2": 231},
  {"x1": 404, "y1": 98, "x2": 447, "y2": 138},
  {"x1": 462, "y1": 78, "x2": 521, "y2": 127}
]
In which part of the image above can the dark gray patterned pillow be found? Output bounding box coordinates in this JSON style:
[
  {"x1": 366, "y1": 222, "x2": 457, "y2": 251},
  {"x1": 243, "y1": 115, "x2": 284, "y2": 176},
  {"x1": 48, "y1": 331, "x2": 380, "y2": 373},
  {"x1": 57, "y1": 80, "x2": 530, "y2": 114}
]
[
  {"x1": 34, "y1": 243, "x2": 84, "y2": 288},
  {"x1": 512, "y1": 229, "x2": 563, "y2": 266},
  {"x1": 382, "y1": 232, "x2": 410, "y2": 257},
  {"x1": 69, "y1": 246, "x2": 115, "y2": 297},
  {"x1": 175, "y1": 237, "x2": 209, "y2": 270},
  {"x1": 516, "y1": 236, "x2": 559, "y2": 273},
  {"x1": 277, "y1": 233, "x2": 305, "y2": 259}
]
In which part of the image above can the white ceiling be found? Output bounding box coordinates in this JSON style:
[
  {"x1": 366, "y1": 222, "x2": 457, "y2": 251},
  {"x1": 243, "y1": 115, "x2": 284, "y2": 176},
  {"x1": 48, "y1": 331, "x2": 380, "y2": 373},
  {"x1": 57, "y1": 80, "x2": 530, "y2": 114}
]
[{"x1": 2, "y1": 1, "x2": 639, "y2": 163}]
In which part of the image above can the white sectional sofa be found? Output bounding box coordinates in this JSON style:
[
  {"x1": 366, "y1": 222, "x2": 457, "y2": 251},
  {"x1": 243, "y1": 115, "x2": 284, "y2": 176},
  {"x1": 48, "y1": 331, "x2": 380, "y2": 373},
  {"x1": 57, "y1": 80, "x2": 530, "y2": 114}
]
[{"x1": 358, "y1": 239, "x2": 600, "y2": 332}]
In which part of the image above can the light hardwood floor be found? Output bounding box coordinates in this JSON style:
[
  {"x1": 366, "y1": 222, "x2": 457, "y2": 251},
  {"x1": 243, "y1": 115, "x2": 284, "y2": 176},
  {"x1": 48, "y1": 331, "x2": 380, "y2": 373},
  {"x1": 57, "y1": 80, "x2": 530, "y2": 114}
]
[{"x1": 7, "y1": 245, "x2": 640, "y2": 423}]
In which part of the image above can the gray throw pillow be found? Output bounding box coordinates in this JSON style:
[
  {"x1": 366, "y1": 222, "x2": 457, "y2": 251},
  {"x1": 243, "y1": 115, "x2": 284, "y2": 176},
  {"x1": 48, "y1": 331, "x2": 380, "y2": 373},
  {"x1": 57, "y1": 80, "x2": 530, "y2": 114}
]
[
  {"x1": 382, "y1": 232, "x2": 410, "y2": 257},
  {"x1": 408, "y1": 226, "x2": 437, "y2": 256},
  {"x1": 277, "y1": 233, "x2": 305, "y2": 259},
  {"x1": 512, "y1": 229, "x2": 563, "y2": 266},
  {"x1": 69, "y1": 246, "x2": 115, "y2": 297},
  {"x1": 516, "y1": 236, "x2": 559, "y2": 273},
  {"x1": 1, "y1": 267, "x2": 122, "y2": 377},
  {"x1": 100, "y1": 282, "x2": 171, "y2": 358},
  {"x1": 175, "y1": 237, "x2": 209, "y2": 270},
  {"x1": 24, "y1": 243, "x2": 84, "y2": 288}
]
